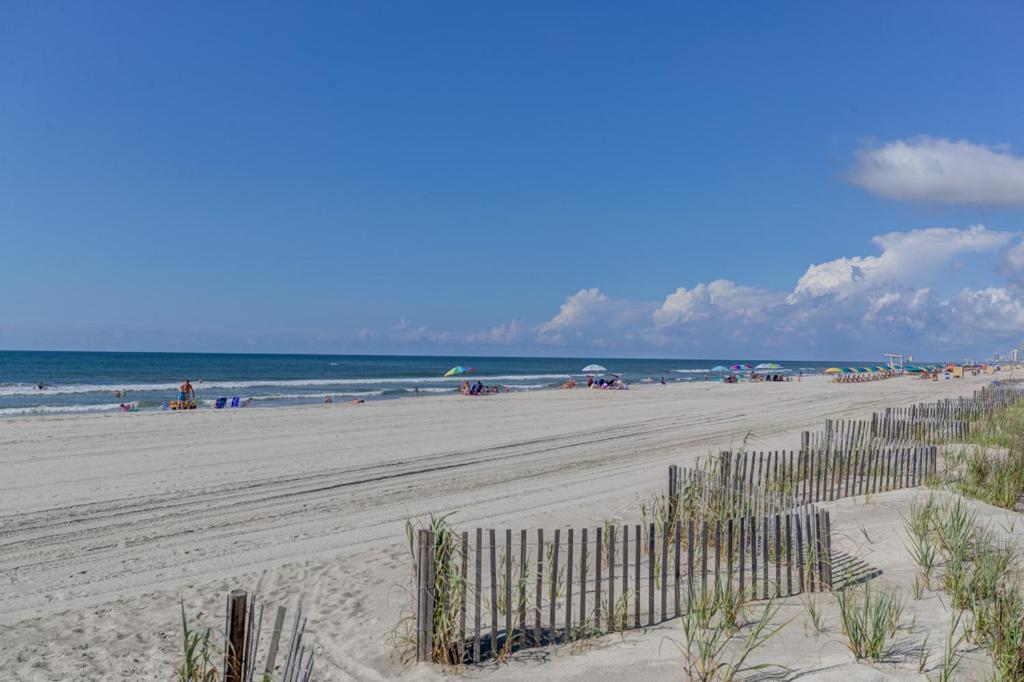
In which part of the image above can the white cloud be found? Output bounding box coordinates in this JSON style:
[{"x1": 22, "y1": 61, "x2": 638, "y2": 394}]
[
  {"x1": 376, "y1": 225, "x2": 1024, "y2": 358},
  {"x1": 653, "y1": 280, "x2": 784, "y2": 328},
  {"x1": 536, "y1": 288, "x2": 608, "y2": 334},
  {"x1": 464, "y1": 320, "x2": 523, "y2": 345},
  {"x1": 789, "y1": 225, "x2": 1012, "y2": 302},
  {"x1": 536, "y1": 288, "x2": 653, "y2": 344},
  {"x1": 946, "y1": 287, "x2": 1024, "y2": 333},
  {"x1": 848, "y1": 137, "x2": 1024, "y2": 204},
  {"x1": 526, "y1": 225, "x2": 1024, "y2": 356},
  {"x1": 1000, "y1": 240, "x2": 1024, "y2": 283},
  {"x1": 389, "y1": 318, "x2": 452, "y2": 344}
]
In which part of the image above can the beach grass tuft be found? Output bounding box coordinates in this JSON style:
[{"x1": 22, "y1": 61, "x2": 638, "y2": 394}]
[
  {"x1": 836, "y1": 582, "x2": 903, "y2": 661},
  {"x1": 669, "y1": 595, "x2": 788, "y2": 682},
  {"x1": 177, "y1": 602, "x2": 220, "y2": 682}
]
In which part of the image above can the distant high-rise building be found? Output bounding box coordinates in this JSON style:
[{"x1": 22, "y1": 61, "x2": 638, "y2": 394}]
[{"x1": 1013, "y1": 348, "x2": 1020, "y2": 363}]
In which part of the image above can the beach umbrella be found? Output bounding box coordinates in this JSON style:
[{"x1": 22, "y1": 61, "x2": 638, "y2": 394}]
[
  {"x1": 710, "y1": 365, "x2": 729, "y2": 372},
  {"x1": 754, "y1": 362, "x2": 782, "y2": 370},
  {"x1": 581, "y1": 364, "x2": 607, "y2": 373},
  {"x1": 730, "y1": 364, "x2": 752, "y2": 371},
  {"x1": 859, "y1": 367, "x2": 874, "y2": 373},
  {"x1": 443, "y1": 366, "x2": 474, "y2": 377},
  {"x1": 875, "y1": 366, "x2": 887, "y2": 371},
  {"x1": 843, "y1": 367, "x2": 858, "y2": 373},
  {"x1": 824, "y1": 368, "x2": 843, "y2": 374}
]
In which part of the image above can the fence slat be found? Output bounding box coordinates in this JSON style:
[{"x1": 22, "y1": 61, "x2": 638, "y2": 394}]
[
  {"x1": 606, "y1": 526, "x2": 615, "y2": 631},
  {"x1": 490, "y1": 529, "x2": 497, "y2": 658},
  {"x1": 549, "y1": 529, "x2": 560, "y2": 643},
  {"x1": 505, "y1": 530, "x2": 512, "y2": 649},
  {"x1": 595, "y1": 528, "x2": 603, "y2": 632},
  {"x1": 774, "y1": 514, "x2": 781, "y2": 598},
  {"x1": 661, "y1": 523, "x2": 669, "y2": 620},
  {"x1": 622, "y1": 525, "x2": 629, "y2": 630},
  {"x1": 674, "y1": 520, "x2": 682, "y2": 616},
  {"x1": 634, "y1": 524, "x2": 641, "y2": 628},
  {"x1": 579, "y1": 528, "x2": 587, "y2": 634},
  {"x1": 518, "y1": 530, "x2": 527, "y2": 648},
  {"x1": 647, "y1": 523, "x2": 655, "y2": 625},
  {"x1": 535, "y1": 529, "x2": 543, "y2": 646},
  {"x1": 739, "y1": 516, "x2": 746, "y2": 598},
  {"x1": 565, "y1": 528, "x2": 574, "y2": 642},
  {"x1": 785, "y1": 513, "x2": 793, "y2": 595},
  {"x1": 762, "y1": 515, "x2": 769, "y2": 598},
  {"x1": 474, "y1": 528, "x2": 482, "y2": 661}
]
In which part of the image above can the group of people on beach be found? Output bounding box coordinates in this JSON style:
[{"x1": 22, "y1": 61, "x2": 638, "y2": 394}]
[
  {"x1": 833, "y1": 370, "x2": 900, "y2": 383},
  {"x1": 460, "y1": 380, "x2": 507, "y2": 396},
  {"x1": 752, "y1": 373, "x2": 791, "y2": 382},
  {"x1": 559, "y1": 373, "x2": 640, "y2": 390},
  {"x1": 585, "y1": 374, "x2": 628, "y2": 389}
]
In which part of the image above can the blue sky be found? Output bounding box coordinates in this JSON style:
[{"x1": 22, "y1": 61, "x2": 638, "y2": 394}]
[{"x1": 3, "y1": 2, "x2": 1024, "y2": 359}]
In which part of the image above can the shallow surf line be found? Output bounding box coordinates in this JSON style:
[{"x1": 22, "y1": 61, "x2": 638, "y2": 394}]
[{"x1": 0, "y1": 374, "x2": 572, "y2": 396}]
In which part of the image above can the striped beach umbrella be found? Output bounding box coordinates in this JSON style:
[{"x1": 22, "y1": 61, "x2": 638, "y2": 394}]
[{"x1": 443, "y1": 366, "x2": 474, "y2": 377}]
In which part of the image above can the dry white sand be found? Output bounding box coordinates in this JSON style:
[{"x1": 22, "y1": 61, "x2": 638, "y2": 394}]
[{"x1": 0, "y1": 374, "x2": 1004, "y2": 680}]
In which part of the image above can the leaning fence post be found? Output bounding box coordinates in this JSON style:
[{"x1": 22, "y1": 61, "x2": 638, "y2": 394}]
[
  {"x1": 668, "y1": 464, "x2": 678, "y2": 523},
  {"x1": 263, "y1": 606, "x2": 286, "y2": 677},
  {"x1": 225, "y1": 589, "x2": 248, "y2": 682},
  {"x1": 823, "y1": 511, "x2": 833, "y2": 590},
  {"x1": 416, "y1": 530, "x2": 426, "y2": 661}
]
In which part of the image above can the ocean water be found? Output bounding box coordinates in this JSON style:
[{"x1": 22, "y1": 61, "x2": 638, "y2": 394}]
[{"x1": 0, "y1": 351, "x2": 877, "y2": 416}]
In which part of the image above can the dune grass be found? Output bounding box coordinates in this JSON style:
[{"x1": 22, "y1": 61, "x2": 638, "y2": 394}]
[
  {"x1": 903, "y1": 494, "x2": 1024, "y2": 680},
  {"x1": 947, "y1": 399, "x2": 1024, "y2": 511},
  {"x1": 835, "y1": 582, "x2": 903, "y2": 661},
  {"x1": 177, "y1": 602, "x2": 220, "y2": 682},
  {"x1": 670, "y1": 592, "x2": 788, "y2": 682}
]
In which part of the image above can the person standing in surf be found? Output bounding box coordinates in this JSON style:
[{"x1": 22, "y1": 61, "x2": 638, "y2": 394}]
[{"x1": 179, "y1": 378, "x2": 195, "y2": 403}]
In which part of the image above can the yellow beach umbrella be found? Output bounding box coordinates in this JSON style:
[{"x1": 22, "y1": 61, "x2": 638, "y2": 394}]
[{"x1": 824, "y1": 367, "x2": 843, "y2": 374}]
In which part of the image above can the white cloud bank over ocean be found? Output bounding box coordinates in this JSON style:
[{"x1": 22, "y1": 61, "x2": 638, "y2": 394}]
[{"x1": 424, "y1": 224, "x2": 1024, "y2": 359}]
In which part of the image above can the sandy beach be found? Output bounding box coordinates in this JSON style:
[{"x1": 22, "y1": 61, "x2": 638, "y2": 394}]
[{"x1": 0, "y1": 374, "x2": 1001, "y2": 679}]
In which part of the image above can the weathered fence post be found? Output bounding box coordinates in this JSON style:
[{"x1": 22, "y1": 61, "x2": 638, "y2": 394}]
[
  {"x1": 416, "y1": 531, "x2": 426, "y2": 662},
  {"x1": 668, "y1": 465, "x2": 679, "y2": 527},
  {"x1": 225, "y1": 589, "x2": 248, "y2": 682},
  {"x1": 263, "y1": 606, "x2": 286, "y2": 677},
  {"x1": 823, "y1": 511, "x2": 833, "y2": 590}
]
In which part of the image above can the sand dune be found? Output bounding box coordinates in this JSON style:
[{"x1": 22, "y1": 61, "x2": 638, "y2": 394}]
[{"x1": 0, "y1": 374, "x2": 995, "y2": 679}]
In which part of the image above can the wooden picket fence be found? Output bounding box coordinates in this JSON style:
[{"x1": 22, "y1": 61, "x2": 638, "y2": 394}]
[
  {"x1": 411, "y1": 380, "x2": 1024, "y2": 667},
  {"x1": 669, "y1": 445, "x2": 937, "y2": 515},
  {"x1": 806, "y1": 382, "x2": 1024, "y2": 451},
  {"x1": 221, "y1": 590, "x2": 314, "y2": 682},
  {"x1": 414, "y1": 506, "x2": 832, "y2": 663}
]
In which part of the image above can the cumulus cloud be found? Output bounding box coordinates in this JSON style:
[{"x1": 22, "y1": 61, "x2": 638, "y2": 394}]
[
  {"x1": 378, "y1": 225, "x2": 1024, "y2": 357},
  {"x1": 653, "y1": 280, "x2": 784, "y2": 328},
  {"x1": 789, "y1": 225, "x2": 1012, "y2": 302},
  {"x1": 848, "y1": 137, "x2": 1024, "y2": 204},
  {"x1": 999, "y1": 240, "x2": 1024, "y2": 283},
  {"x1": 536, "y1": 288, "x2": 654, "y2": 343},
  {"x1": 945, "y1": 287, "x2": 1024, "y2": 333},
  {"x1": 528, "y1": 225, "x2": 1024, "y2": 356}
]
